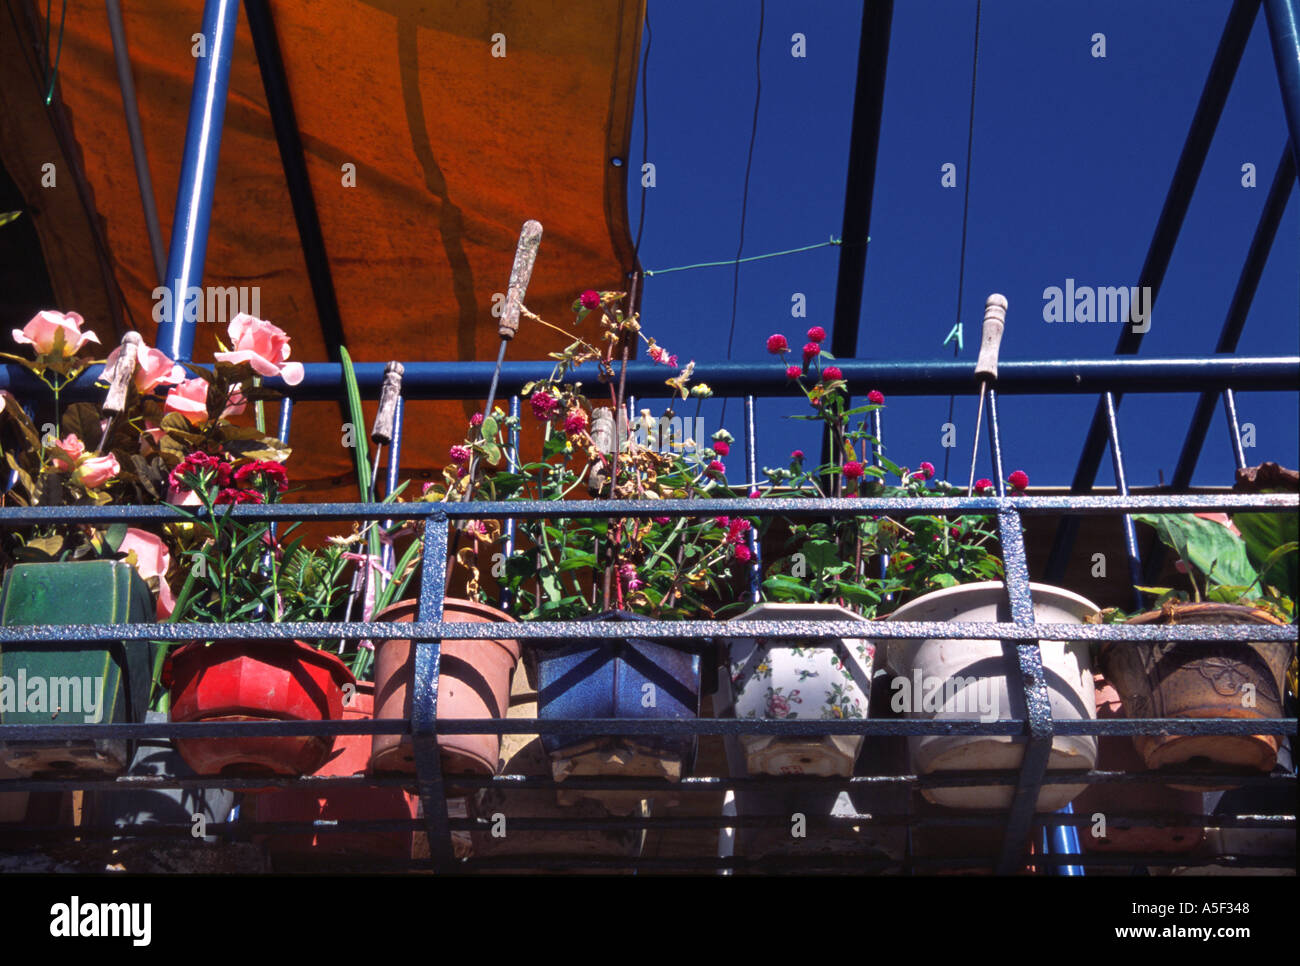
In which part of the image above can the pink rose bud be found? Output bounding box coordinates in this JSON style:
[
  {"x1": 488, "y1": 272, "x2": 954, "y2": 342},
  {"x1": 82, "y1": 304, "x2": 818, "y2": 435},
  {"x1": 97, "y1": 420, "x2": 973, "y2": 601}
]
[{"x1": 75, "y1": 453, "x2": 121, "y2": 489}]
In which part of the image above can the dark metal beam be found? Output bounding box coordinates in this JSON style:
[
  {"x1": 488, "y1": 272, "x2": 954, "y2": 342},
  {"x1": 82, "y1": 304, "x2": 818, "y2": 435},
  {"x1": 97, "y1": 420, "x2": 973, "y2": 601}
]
[
  {"x1": 1264, "y1": 0, "x2": 1300, "y2": 170},
  {"x1": 1047, "y1": 0, "x2": 1261, "y2": 582},
  {"x1": 830, "y1": 0, "x2": 892, "y2": 359},
  {"x1": 243, "y1": 0, "x2": 347, "y2": 361}
]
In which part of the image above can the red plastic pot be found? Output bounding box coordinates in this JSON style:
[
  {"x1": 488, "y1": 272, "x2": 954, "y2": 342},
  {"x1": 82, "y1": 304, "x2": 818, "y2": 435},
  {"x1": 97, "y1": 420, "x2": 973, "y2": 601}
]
[
  {"x1": 169, "y1": 640, "x2": 356, "y2": 777},
  {"x1": 370, "y1": 598, "x2": 520, "y2": 777},
  {"x1": 248, "y1": 684, "x2": 417, "y2": 859}
]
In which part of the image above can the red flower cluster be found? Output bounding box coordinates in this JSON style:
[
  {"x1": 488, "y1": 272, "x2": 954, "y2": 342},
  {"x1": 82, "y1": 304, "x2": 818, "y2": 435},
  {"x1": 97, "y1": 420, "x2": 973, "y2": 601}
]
[
  {"x1": 233, "y1": 460, "x2": 289, "y2": 493},
  {"x1": 169, "y1": 451, "x2": 231, "y2": 491},
  {"x1": 530, "y1": 390, "x2": 560, "y2": 420},
  {"x1": 564, "y1": 410, "x2": 588, "y2": 435}
]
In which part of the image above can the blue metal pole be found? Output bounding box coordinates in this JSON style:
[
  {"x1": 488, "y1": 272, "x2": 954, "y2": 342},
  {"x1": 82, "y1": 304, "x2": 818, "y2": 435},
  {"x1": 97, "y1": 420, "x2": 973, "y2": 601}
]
[
  {"x1": 1049, "y1": 804, "x2": 1085, "y2": 876},
  {"x1": 1265, "y1": 0, "x2": 1300, "y2": 170},
  {"x1": 156, "y1": 0, "x2": 240, "y2": 362}
]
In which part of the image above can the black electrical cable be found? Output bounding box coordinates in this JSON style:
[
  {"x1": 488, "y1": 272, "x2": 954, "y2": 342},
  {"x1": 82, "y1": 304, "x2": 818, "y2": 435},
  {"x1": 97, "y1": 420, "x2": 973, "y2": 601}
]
[
  {"x1": 942, "y1": 0, "x2": 982, "y2": 482},
  {"x1": 719, "y1": 0, "x2": 765, "y2": 431}
]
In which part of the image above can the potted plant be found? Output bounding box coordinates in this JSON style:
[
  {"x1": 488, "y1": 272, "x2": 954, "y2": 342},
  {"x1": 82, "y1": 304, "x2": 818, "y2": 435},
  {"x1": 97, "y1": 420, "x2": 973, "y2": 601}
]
[
  {"x1": 407, "y1": 290, "x2": 745, "y2": 807},
  {"x1": 0, "y1": 312, "x2": 180, "y2": 775},
  {"x1": 1097, "y1": 507, "x2": 1297, "y2": 784}
]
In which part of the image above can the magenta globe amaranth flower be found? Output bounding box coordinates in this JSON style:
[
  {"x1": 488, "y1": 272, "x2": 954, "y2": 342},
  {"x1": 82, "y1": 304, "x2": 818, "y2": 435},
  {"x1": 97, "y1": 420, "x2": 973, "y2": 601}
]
[
  {"x1": 807, "y1": 325, "x2": 826, "y2": 343},
  {"x1": 867, "y1": 389, "x2": 884, "y2": 404},
  {"x1": 713, "y1": 440, "x2": 730, "y2": 457},
  {"x1": 842, "y1": 461, "x2": 864, "y2": 479},
  {"x1": 919, "y1": 461, "x2": 935, "y2": 480},
  {"x1": 766, "y1": 334, "x2": 789, "y2": 354},
  {"x1": 448, "y1": 445, "x2": 470, "y2": 464},
  {"x1": 823, "y1": 366, "x2": 843, "y2": 382},
  {"x1": 1009, "y1": 469, "x2": 1030, "y2": 491},
  {"x1": 580, "y1": 289, "x2": 601, "y2": 311},
  {"x1": 530, "y1": 390, "x2": 560, "y2": 420}
]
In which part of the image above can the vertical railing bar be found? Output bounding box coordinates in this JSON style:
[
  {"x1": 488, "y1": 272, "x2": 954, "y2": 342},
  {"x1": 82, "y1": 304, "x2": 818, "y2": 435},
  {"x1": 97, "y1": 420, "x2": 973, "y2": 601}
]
[
  {"x1": 1222, "y1": 389, "x2": 1249, "y2": 471},
  {"x1": 995, "y1": 506, "x2": 1053, "y2": 874},
  {"x1": 986, "y1": 389, "x2": 1006, "y2": 496},
  {"x1": 500, "y1": 395, "x2": 521, "y2": 610},
  {"x1": 745, "y1": 394, "x2": 761, "y2": 601},
  {"x1": 413, "y1": 512, "x2": 454, "y2": 870},
  {"x1": 1103, "y1": 394, "x2": 1146, "y2": 612}
]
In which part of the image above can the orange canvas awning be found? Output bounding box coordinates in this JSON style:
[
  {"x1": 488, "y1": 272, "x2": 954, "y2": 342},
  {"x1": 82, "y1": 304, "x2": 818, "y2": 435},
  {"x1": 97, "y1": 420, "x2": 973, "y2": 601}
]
[{"x1": 2, "y1": 0, "x2": 643, "y2": 497}]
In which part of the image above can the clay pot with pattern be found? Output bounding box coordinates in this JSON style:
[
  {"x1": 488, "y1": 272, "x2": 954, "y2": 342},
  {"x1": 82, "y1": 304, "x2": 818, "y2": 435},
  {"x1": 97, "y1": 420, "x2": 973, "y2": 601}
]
[{"x1": 1102, "y1": 602, "x2": 1293, "y2": 788}]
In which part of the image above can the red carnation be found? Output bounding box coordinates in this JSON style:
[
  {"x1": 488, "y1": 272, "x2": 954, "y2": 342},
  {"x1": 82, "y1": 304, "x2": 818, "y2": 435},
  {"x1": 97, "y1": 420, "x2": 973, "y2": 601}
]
[
  {"x1": 766, "y1": 334, "x2": 789, "y2": 354},
  {"x1": 807, "y1": 326, "x2": 826, "y2": 343},
  {"x1": 233, "y1": 459, "x2": 289, "y2": 492},
  {"x1": 1009, "y1": 469, "x2": 1030, "y2": 491},
  {"x1": 867, "y1": 389, "x2": 885, "y2": 404}
]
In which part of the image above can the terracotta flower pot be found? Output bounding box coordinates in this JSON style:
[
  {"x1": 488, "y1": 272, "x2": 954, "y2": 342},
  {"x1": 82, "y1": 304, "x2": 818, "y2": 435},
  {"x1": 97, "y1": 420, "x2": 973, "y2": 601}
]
[
  {"x1": 1075, "y1": 674, "x2": 1204, "y2": 854},
  {"x1": 249, "y1": 683, "x2": 417, "y2": 860},
  {"x1": 1103, "y1": 602, "x2": 1293, "y2": 787},
  {"x1": 880, "y1": 581, "x2": 1100, "y2": 811},
  {"x1": 370, "y1": 598, "x2": 521, "y2": 777},
  {"x1": 169, "y1": 639, "x2": 356, "y2": 777}
]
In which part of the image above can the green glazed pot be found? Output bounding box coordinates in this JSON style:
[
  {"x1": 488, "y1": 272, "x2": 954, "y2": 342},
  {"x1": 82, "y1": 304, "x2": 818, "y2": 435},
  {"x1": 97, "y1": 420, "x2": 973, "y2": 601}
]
[{"x1": 0, "y1": 560, "x2": 155, "y2": 776}]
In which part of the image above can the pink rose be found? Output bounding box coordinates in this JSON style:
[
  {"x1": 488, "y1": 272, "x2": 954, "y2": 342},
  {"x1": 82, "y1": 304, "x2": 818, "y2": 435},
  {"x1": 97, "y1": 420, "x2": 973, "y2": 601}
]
[
  {"x1": 768, "y1": 694, "x2": 791, "y2": 718},
  {"x1": 12, "y1": 310, "x2": 100, "y2": 358},
  {"x1": 118, "y1": 528, "x2": 175, "y2": 619},
  {"x1": 49, "y1": 433, "x2": 86, "y2": 472},
  {"x1": 104, "y1": 343, "x2": 184, "y2": 393},
  {"x1": 164, "y1": 377, "x2": 245, "y2": 425},
  {"x1": 74, "y1": 453, "x2": 120, "y2": 489},
  {"x1": 212, "y1": 314, "x2": 304, "y2": 385}
]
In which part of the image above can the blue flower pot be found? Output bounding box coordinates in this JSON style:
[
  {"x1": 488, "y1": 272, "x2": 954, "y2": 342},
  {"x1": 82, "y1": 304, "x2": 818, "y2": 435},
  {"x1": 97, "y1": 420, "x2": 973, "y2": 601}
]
[{"x1": 534, "y1": 611, "x2": 702, "y2": 810}]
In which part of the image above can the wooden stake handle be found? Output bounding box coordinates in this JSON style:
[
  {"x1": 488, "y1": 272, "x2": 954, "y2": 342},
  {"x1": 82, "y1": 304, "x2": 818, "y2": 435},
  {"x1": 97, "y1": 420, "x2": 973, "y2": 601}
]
[
  {"x1": 975, "y1": 293, "x2": 1007, "y2": 380},
  {"x1": 102, "y1": 331, "x2": 143, "y2": 415},
  {"x1": 371, "y1": 361, "x2": 404, "y2": 444},
  {"x1": 499, "y1": 220, "x2": 543, "y2": 340}
]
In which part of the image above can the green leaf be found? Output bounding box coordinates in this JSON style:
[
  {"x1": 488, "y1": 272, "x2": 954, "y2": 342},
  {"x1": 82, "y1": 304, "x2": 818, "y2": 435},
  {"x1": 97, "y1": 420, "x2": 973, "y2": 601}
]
[
  {"x1": 1235, "y1": 512, "x2": 1299, "y2": 599},
  {"x1": 0, "y1": 210, "x2": 22, "y2": 228},
  {"x1": 338, "y1": 346, "x2": 371, "y2": 499},
  {"x1": 762, "y1": 574, "x2": 815, "y2": 602},
  {"x1": 928, "y1": 573, "x2": 959, "y2": 589},
  {"x1": 1133, "y1": 513, "x2": 1258, "y2": 590},
  {"x1": 481, "y1": 416, "x2": 499, "y2": 440}
]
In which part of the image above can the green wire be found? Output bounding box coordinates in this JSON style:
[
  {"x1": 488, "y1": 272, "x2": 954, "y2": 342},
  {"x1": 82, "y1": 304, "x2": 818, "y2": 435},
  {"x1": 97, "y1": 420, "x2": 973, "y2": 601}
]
[
  {"x1": 43, "y1": 0, "x2": 68, "y2": 106},
  {"x1": 642, "y1": 235, "x2": 851, "y2": 277}
]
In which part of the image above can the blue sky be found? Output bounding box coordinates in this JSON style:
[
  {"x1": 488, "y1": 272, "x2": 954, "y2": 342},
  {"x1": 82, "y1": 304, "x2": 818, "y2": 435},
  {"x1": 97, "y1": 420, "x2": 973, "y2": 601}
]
[{"x1": 625, "y1": 0, "x2": 1299, "y2": 488}]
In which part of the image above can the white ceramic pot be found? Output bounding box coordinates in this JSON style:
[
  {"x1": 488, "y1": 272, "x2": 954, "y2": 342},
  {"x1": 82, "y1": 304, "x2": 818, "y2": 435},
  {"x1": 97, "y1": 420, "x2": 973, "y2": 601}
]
[
  {"x1": 880, "y1": 581, "x2": 1100, "y2": 811},
  {"x1": 718, "y1": 603, "x2": 875, "y2": 777}
]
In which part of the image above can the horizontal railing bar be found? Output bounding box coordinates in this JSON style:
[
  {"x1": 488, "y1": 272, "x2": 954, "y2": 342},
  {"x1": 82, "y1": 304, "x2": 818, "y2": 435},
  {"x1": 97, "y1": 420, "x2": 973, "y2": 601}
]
[
  {"x1": 1, "y1": 493, "x2": 1294, "y2": 526},
  {"x1": 0, "y1": 619, "x2": 1292, "y2": 645},
  {"x1": 4, "y1": 768, "x2": 1291, "y2": 793},
  {"x1": 2, "y1": 716, "x2": 1293, "y2": 740},
  {"x1": 5, "y1": 356, "x2": 1297, "y2": 400}
]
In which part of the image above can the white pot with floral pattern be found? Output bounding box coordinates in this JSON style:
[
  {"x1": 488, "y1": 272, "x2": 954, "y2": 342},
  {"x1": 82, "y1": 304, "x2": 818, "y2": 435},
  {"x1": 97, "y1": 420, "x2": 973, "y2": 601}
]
[{"x1": 717, "y1": 603, "x2": 875, "y2": 777}]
